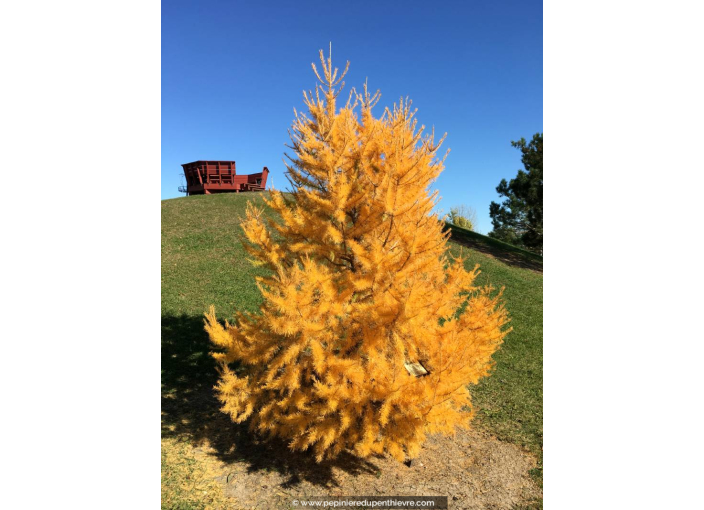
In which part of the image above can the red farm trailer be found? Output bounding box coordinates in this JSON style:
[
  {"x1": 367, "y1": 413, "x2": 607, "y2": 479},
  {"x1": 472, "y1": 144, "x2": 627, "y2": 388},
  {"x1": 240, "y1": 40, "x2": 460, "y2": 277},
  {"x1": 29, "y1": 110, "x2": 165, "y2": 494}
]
[{"x1": 178, "y1": 161, "x2": 269, "y2": 195}]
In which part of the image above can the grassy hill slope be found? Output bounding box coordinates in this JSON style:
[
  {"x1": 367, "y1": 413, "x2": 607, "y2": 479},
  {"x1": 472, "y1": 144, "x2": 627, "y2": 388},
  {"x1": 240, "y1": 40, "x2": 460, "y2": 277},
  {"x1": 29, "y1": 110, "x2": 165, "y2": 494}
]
[{"x1": 162, "y1": 192, "x2": 543, "y2": 507}]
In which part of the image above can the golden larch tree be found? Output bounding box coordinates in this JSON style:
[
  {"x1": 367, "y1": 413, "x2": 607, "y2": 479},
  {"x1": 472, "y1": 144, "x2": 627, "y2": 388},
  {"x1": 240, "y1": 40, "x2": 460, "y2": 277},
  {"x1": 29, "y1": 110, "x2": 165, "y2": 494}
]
[{"x1": 205, "y1": 48, "x2": 510, "y2": 463}]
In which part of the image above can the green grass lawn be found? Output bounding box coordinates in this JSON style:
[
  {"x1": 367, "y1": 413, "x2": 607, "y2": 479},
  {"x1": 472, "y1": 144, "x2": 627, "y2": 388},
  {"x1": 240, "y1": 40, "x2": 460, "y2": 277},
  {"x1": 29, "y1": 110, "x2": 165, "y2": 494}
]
[{"x1": 162, "y1": 192, "x2": 543, "y2": 506}]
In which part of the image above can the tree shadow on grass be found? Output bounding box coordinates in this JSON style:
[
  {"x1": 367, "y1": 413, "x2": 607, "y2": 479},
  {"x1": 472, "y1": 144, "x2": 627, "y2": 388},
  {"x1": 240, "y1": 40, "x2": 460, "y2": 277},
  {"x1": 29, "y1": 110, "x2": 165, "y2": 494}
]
[
  {"x1": 444, "y1": 223, "x2": 543, "y2": 273},
  {"x1": 451, "y1": 236, "x2": 543, "y2": 273},
  {"x1": 161, "y1": 314, "x2": 379, "y2": 488}
]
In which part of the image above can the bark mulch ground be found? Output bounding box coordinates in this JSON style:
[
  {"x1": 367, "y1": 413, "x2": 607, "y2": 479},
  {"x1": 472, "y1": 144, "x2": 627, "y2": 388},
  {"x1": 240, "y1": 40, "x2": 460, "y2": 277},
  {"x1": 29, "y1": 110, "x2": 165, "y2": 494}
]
[{"x1": 183, "y1": 426, "x2": 542, "y2": 509}]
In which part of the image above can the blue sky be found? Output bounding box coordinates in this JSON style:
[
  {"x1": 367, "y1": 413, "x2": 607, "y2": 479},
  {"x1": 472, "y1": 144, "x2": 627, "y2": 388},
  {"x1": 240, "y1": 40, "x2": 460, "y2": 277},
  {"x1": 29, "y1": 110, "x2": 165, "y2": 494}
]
[{"x1": 162, "y1": 0, "x2": 542, "y2": 234}]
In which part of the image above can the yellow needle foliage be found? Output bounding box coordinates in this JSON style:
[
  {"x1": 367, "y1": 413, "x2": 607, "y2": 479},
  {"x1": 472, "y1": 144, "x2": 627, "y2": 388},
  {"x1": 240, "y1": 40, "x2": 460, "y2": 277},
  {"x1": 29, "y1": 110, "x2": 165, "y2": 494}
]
[{"x1": 205, "y1": 48, "x2": 510, "y2": 463}]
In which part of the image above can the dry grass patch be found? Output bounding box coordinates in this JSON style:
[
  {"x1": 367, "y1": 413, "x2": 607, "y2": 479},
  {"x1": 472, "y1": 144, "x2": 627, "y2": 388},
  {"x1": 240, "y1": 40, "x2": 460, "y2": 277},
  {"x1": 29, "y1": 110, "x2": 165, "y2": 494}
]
[{"x1": 162, "y1": 435, "x2": 240, "y2": 510}]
